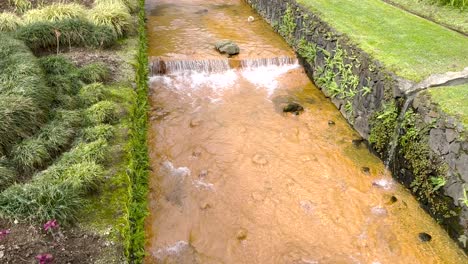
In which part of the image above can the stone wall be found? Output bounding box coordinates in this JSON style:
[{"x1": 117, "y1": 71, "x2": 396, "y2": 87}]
[{"x1": 246, "y1": 0, "x2": 467, "y2": 250}]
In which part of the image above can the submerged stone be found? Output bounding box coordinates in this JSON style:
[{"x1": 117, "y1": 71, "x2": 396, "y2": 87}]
[
  {"x1": 215, "y1": 40, "x2": 240, "y2": 56},
  {"x1": 236, "y1": 228, "x2": 248, "y2": 240},
  {"x1": 252, "y1": 154, "x2": 268, "y2": 165},
  {"x1": 283, "y1": 102, "x2": 304, "y2": 115},
  {"x1": 361, "y1": 167, "x2": 370, "y2": 175},
  {"x1": 418, "y1": 232, "x2": 432, "y2": 242},
  {"x1": 328, "y1": 120, "x2": 335, "y2": 125},
  {"x1": 352, "y1": 138, "x2": 365, "y2": 147}
]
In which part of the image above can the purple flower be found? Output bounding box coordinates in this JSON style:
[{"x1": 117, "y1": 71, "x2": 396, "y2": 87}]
[
  {"x1": 43, "y1": 219, "x2": 59, "y2": 232},
  {"x1": 35, "y1": 253, "x2": 54, "y2": 264},
  {"x1": 0, "y1": 229, "x2": 11, "y2": 239}
]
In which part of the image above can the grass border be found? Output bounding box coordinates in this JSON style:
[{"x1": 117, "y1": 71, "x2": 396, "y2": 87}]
[{"x1": 126, "y1": 0, "x2": 149, "y2": 262}]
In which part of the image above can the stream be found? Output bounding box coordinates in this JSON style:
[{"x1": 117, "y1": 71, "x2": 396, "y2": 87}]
[{"x1": 144, "y1": 0, "x2": 467, "y2": 263}]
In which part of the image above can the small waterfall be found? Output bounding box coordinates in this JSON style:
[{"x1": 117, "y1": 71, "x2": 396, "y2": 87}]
[
  {"x1": 149, "y1": 56, "x2": 298, "y2": 76},
  {"x1": 384, "y1": 94, "x2": 416, "y2": 168},
  {"x1": 239, "y1": 56, "x2": 298, "y2": 68},
  {"x1": 150, "y1": 58, "x2": 231, "y2": 75}
]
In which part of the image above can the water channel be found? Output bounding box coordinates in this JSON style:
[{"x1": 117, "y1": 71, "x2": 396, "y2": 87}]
[{"x1": 144, "y1": 0, "x2": 467, "y2": 263}]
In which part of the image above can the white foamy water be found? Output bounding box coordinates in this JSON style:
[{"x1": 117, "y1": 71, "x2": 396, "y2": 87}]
[
  {"x1": 161, "y1": 161, "x2": 191, "y2": 179},
  {"x1": 154, "y1": 240, "x2": 189, "y2": 258},
  {"x1": 371, "y1": 178, "x2": 393, "y2": 190},
  {"x1": 241, "y1": 63, "x2": 300, "y2": 96},
  {"x1": 192, "y1": 179, "x2": 215, "y2": 190},
  {"x1": 150, "y1": 70, "x2": 238, "y2": 95}
]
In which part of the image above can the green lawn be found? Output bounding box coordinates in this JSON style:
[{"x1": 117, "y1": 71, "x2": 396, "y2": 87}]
[
  {"x1": 384, "y1": 0, "x2": 468, "y2": 35},
  {"x1": 297, "y1": 0, "x2": 468, "y2": 82},
  {"x1": 429, "y1": 84, "x2": 468, "y2": 128}
]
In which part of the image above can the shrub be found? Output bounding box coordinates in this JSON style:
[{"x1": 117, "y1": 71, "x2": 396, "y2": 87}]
[
  {"x1": 82, "y1": 124, "x2": 115, "y2": 142},
  {"x1": 16, "y1": 19, "x2": 118, "y2": 52},
  {"x1": 78, "y1": 63, "x2": 110, "y2": 84},
  {"x1": 0, "y1": 96, "x2": 43, "y2": 156},
  {"x1": 0, "y1": 181, "x2": 83, "y2": 222},
  {"x1": 11, "y1": 138, "x2": 50, "y2": 173},
  {"x1": 0, "y1": 12, "x2": 23, "y2": 32},
  {"x1": 85, "y1": 101, "x2": 119, "y2": 124},
  {"x1": 39, "y1": 55, "x2": 77, "y2": 76},
  {"x1": 8, "y1": 0, "x2": 31, "y2": 13},
  {"x1": 23, "y1": 3, "x2": 86, "y2": 24},
  {"x1": 88, "y1": 2, "x2": 132, "y2": 37},
  {"x1": 79, "y1": 83, "x2": 109, "y2": 106}
]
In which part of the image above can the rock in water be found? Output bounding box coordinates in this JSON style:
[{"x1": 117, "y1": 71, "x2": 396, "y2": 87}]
[
  {"x1": 236, "y1": 228, "x2": 248, "y2": 240},
  {"x1": 283, "y1": 102, "x2": 304, "y2": 115},
  {"x1": 215, "y1": 40, "x2": 240, "y2": 56},
  {"x1": 418, "y1": 232, "x2": 432, "y2": 242}
]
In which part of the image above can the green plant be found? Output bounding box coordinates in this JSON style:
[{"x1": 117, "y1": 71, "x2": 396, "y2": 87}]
[
  {"x1": 82, "y1": 124, "x2": 115, "y2": 142},
  {"x1": 39, "y1": 55, "x2": 82, "y2": 96},
  {"x1": 8, "y1": 0, "x2": 32, "y2": 13},
  {"x1": 126, "y1": 0, "x2": 150, "y2": 260},
  {"x1": 369, "y1": 103, "x2": 398, "y2": 155},
  {"x1": 0, "y1": 96, "x2": 44, "y2": 156},
  {"x1": 60, "y1": 162, "x2": 105, "y2": 191},
  {"x1": 60, "y1": 139, "x2": 109, "y2": 166},
  {"x1": 85, "y1": 100, "x2": 119, "y2": 124},
  {"x1": 94, "y1": 0, "x2": 139, "y2": 13},
  {"x1": 0, "y1": 157, "x2": 17, "y2": 191},
  {"x1": 297, "y1": 38, "x2": 316, "y2": 64},
  {"x1": 279, "y1": 4, "x2": 296, "y2": 43},
  {"x1": 430, "y1": 176, "x2": 446, "y2": 192},
  {"x1": 11, "y1": 138, "x2": 50, "y2": 173},
  {"x1": 16, "y1": 19, "x2": 118, "y2": 52},
  {"x1": 88, "y1": 2, "x2": 133, "y2": 37},
  {"x1": 0, "y1": 181, "x2": 83, "y2": 222},
  {"x1": 0, "y1": 12, "x2": 23, "y2": 32},
  {"x1": 0, "y1": 35, "x2": 52, "y2": 108},
  {"x1": 39, "y1": 119, "x2": 76, "y2": 154},
  {"x1": 78, "y1": 63, "x2": 110, "y2": 84},
  {"x1": 23, "y1": 3, "x2": 86, "y2": 24},
  {"x1": 79, "y1": 83, "x2": 109, "y2": 106}
]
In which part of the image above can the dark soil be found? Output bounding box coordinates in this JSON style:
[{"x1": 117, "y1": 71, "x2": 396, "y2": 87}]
[{"x1": 0, "y1": 219, "x2": 107, "y2": 264}]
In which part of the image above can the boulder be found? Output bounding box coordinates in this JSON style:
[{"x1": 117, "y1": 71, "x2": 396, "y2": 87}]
[{"x1": 215, "y1": 40, "x2": 240, "y2": 56}]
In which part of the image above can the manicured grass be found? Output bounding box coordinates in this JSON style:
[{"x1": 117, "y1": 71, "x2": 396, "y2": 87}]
[
  {"x1": 428, "y1": 84, "x2": 468, "y2": 128},
  {"x1": 297, "y1": 0, "x2": 468, "y2": 81},
  {"x1": 385, "y1": 0, "x2": 468, "y2": 34}
]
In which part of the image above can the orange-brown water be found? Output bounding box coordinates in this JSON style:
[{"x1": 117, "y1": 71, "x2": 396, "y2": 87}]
[{"x1": 145, "y1": 0, "x2": 468, "y2": 263}]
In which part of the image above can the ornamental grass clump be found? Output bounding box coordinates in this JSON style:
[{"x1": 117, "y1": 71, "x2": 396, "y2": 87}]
[
  {"x1": 0, "y1": 96, "x2": 44, "y2": 156},
  {"x1": 8, "y1": 0, "x2": 31, "y2": 13},
  {"x1": 60, "y1": 161, "x2": 106, "y2": 191},
  {"x1": 60, "y1": 139, "x2": 109, "y2": 166},
  {"x1": 0, "y1": 12, "x2": 23, "y2": 32},
  {"x1": 79, "y1": 83, "x2": 109, "y2": 106},
  {"x1": 39, "y1": 55, "x2": 82, "y2": 96},
  {"x1": 0, "y1": 35, "x2": 52, "y2": 109},
  {"x1": 85, "y1": 100, "x2": 119, "y2": 125},
  {"x1": 38, "y1": 119, "x2": 77, "y2": 154},
  {"x1": 82, "y1": 124, "x2": 115, "y2": 142},
  {"x1": 11, "y1": 138, "x2": 50, "y2": 173},
  {"x1": 94, "y1": 0, "x2": 139, "y2": 13},
  {"x1": 23, "y1": 3, "x2": 86, "y2": 24},
  {"x1": 88, "y1": 2, "x2": 133, "y2": 37},
  {"x1": 78, "y1": 63, "x2": 110, "y2": 84},
  {"x1": 16, "y1": 19, "x2": 118, "y2": 52},
  {"x1": 0, "y1": 158, "x2": 17, "y2": 191},
  {"x1": 0, "y1": 180, "x2": 83, "y2": 222}
]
